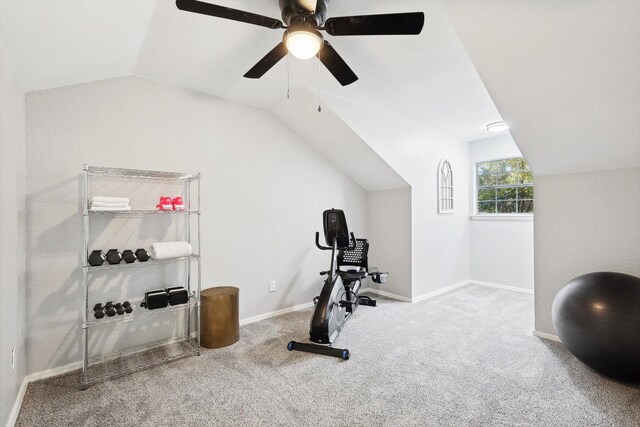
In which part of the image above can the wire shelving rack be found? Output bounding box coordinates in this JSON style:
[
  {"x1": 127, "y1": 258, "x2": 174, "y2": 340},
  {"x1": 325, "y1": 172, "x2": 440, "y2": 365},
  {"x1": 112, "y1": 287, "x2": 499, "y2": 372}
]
[{"x1": 80, "y1": 164, "x2": 201, "y2": 389}]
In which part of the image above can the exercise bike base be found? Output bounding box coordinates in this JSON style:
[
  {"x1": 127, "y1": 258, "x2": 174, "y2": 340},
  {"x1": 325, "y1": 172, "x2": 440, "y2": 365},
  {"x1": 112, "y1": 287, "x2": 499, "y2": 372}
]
[{"x1": 287, "y1": 341, "x2": 350, "y2": 360}]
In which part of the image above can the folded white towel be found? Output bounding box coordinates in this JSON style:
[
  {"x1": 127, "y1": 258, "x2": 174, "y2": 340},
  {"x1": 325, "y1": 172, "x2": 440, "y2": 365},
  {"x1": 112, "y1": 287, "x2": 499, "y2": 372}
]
[
  {"x1": 150, "y1": 241, "x2": 193, "y2": 260},
  {"x1": 91, "y1": 196, "x2": 130, "y2": 204},
  {"x1": 89, "y1": 206, "x2": 132, "y2": 212},
  {"x1": 91, "y1": 201, "x2": 130, "y2": 208}
]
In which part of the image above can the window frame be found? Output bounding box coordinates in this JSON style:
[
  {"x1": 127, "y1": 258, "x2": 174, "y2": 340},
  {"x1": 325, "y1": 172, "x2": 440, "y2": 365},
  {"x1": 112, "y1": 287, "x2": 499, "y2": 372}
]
[
  {"x1": 473, "y1": 156, "x2": 533, "y2": 217},
  {"x1": 438, "y1": 158, "x2": 454, "y2": 214}
]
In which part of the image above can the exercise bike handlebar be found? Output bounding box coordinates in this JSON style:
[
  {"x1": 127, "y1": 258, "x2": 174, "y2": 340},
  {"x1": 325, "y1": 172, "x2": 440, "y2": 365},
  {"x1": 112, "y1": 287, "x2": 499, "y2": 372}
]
[{"x1": 315, "y1": 231, "x2": 357, "y2": 251}]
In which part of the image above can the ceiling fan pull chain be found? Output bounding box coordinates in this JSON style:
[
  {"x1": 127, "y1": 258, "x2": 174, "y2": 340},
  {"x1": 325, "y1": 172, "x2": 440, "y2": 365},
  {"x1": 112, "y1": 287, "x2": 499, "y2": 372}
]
[
  {"x1": 317, "y1": 50, "x2": 322, "y2": 112},
  {"x1": 287, "y1": 54, "x2": 290, "y2": 99}
]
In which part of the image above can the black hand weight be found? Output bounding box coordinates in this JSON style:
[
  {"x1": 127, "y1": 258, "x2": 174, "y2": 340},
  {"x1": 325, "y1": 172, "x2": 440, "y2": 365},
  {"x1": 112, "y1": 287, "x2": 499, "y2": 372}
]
[
  {"x1": 93, "y1": 303, "x2": 105, "y2": 319},
  {"x1": 166, "y1": 287, "x2": 189, "y2": 306},
  {"x1": 88, "y1": 250, "x2": 106, "y2": 267},
  {"x1": 115, "y1": 303, "x2": 125, "y2": 315},
  {"x1": 122, "y1": 250, "x2": 137, "y2": 263},
  {"x1": 104, "y1": 301, "x2": 117, "y2": 317},
  {"x1": 105, "y1": 249, "x2": 122, "y2": 265},
  {"x1": 107, "y1": 249, "x2": 122, "y2": 264},
  {"x1": 135, "y1": 248, "x2": 150, "y2": 262},
  {"x1": 141, "y1": 290, "x2": 168, "y2": 310}
]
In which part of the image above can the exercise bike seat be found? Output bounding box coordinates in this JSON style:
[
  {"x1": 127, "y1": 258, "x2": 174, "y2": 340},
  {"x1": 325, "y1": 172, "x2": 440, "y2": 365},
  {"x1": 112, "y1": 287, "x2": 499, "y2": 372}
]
[{"x1": 338, "y1": 269, "x2": 367, "y2": 284}]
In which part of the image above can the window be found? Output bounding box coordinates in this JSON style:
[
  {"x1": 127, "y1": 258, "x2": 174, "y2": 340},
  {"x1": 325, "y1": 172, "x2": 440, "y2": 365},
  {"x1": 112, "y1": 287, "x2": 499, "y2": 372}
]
[
  {"x1": 476, "y1": 157, "x2": 533, "y2": 214},
  {"x1": 438, "y1": 159, "x2": 453, "y2": 213}
]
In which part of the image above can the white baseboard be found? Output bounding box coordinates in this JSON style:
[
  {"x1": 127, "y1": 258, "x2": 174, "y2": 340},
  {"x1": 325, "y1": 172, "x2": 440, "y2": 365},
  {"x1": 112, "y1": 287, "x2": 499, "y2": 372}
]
[
  {"x1": 470, "y1": 280, "x2": 534, "y2": 294},
  {"x1": 362, "y1": 281, "x2": 472, "y2": 304},
  {"x1": 11, "y1": 279, "x2": 534, "y2": 424},
  {"x1": 533, "y1": 330, "x2": 561, "y2": 342},
  {"x1": 25, "y1": 361, "x2": 82, "y2": 383},
  {"x1": 359, "y1": 287, "x2": 412, "y2": 302},
  {"x1": 239, "y1": 301, "x2": 314, "y2": 326},
  {"x1": 364, "y1": 281, "x2": 472, "y2": 303},
  {"x1": 7, "y1": 360, "x2": 86, "y2": 427},
  {"x1": 411, "y1": 281, "x2": 471, "y2": 303},
  {"x1": 17, "y1": 304, "x2": 315, "y2": 393},
  {"x1": 7, "y1": 378, "x2": 28, "y2": 427},
  {"x1": 365, "y1": 280, "x2": 533, "y2": 304},
  {"x1": 7, "y1": 360, "x2": 96, "y2": 426}
]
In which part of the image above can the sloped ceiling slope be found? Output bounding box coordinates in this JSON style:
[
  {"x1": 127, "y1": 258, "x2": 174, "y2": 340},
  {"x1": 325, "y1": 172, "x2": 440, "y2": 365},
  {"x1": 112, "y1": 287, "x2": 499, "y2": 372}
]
[
  {"x1": 447, "y1": 0, "x2": 640, "y2": 176},
  {"x1": 272, "y1": 88, "x2": 409, "y2": 191},
  {"x1": 0, "y1": 0, "x2": 504, "y2": 143},
  {"x1": 136, "y1": 0, "x2": 503, "y2": 142},
  {"x1": 0, "y1": 0, "x2": 156, "y2": 91}
]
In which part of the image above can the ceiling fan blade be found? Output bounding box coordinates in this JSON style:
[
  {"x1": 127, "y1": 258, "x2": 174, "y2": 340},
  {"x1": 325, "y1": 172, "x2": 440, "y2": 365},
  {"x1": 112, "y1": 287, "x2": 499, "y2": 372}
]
[
  {"x1": 244, "y1": 42, "x2": 289, "y2": 79},
  {"x1": 318, "y1": 41, "x2": 358, "y2": 86},
  {"x1": 324, "y1": 12, "x2": 425, "y2": 36},
  {"x1": 176, "y1": 0, "x2": 284, "y2": 29},
  {"x1": 292, "y1": 0, "x2": 317, "y2": 13}
]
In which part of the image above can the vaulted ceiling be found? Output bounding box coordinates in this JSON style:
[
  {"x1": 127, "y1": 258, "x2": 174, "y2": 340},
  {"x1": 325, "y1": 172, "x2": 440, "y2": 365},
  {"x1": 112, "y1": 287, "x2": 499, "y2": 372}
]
[
  {"x1": 447, "y1": 0, "x2": 640, "y2": 175},
  {"x1": 2, "y1": 0, "x2": 638, "y2": 176},
  {"x1": 0, "y1": 0, "x2": 503, "y2": 142}
]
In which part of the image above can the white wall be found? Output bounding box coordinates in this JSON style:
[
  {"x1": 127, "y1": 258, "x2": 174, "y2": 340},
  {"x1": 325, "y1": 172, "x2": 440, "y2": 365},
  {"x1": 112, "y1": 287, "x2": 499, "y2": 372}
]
[
  {"x1": 272, "y1": 89, "x2": 409, "y2": 192},
  {"x1": 469, "y1": 135, "x2": 534, "y2": 291},
  {"x1": 366, "y1": 188, "x2": 412, "y2": 299},
  {"x1": 24, "y1": 76, "x2": 369, "y2": 375},
  {"x1": 0, "y1": 41, "x2": 26, "y2": 427},
  {"x1": 322, "y1": 94, "x2": 471, "y2": 299},
  {"x1": 534, "y1": 167, "x2": 640, "y2": 335},
  {"x1": 446, "y1": 0, "x2": 640, "y2": 176},
  {"x1": 447, "y1": 1, "x2": 640, "y2": 338}
]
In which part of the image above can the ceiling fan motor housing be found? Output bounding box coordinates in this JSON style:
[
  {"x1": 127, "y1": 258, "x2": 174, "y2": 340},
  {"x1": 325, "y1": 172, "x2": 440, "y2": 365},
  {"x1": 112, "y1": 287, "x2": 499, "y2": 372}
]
[{"x1": 279, "y1": 0, "x2": 329, "y2": 27}]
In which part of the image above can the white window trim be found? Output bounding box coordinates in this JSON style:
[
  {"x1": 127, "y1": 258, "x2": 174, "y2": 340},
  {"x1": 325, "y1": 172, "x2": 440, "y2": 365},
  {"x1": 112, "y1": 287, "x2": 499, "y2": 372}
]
[
  {"x1": 437, "y1": 158, "x2": 454, "y2": 214},
  {"x1": 473, "y1": 156, "x2": 533, "y2": 216},
  {"x1": 470, "y1": 214, "x2": 533, "y2": 221}
]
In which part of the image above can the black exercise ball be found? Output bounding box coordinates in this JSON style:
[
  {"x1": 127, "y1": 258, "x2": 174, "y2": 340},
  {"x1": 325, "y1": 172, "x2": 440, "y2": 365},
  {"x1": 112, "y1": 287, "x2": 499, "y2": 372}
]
[{"x1": 552, "y1": 272, "x2": 640, "y2": 383}]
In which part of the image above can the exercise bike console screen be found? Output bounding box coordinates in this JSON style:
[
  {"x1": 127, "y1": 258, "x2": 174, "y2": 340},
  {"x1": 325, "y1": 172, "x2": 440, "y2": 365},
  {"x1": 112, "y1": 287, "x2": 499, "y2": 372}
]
[{"x1": 323, "y1": 209, "x2": 350, "y2": 248}]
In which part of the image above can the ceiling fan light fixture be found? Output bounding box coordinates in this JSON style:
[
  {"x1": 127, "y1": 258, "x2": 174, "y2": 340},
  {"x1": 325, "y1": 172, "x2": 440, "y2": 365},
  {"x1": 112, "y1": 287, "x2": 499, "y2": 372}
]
[
  {"x1": 486, "y1": 121, "x2": 509, "y2": 133},
  {"x1": 284, "y1": 28, "x2": 323, "y2": 60},
  {"x1": 177, "y1": 0, "x2": 425, "y2": 85}
]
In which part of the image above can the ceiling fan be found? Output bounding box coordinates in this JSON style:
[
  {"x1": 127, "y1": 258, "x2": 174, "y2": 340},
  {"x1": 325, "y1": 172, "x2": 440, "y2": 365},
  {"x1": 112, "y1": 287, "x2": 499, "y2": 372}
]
[{"x1": 176, "y1": 0, "x2": 425, "y2": 86}]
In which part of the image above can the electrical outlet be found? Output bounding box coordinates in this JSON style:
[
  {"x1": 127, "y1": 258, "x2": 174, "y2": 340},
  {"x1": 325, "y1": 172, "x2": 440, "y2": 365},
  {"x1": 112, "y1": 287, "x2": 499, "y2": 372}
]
[
  {"x1": 11, "y1": 347, "x2": 16, "y2": 371},
  {"x1": 269, "y1": 280, "x2": 276, "y2": 292}
]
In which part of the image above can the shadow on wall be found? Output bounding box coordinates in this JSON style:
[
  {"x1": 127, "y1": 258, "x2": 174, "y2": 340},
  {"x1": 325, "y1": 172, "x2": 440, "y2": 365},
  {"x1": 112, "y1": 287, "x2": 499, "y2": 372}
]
[
  {"x1": 25, "y1": 175, "x2": 84, "y2": 372},
  {"x1": 256, "y1": 245, "x2": 317, "y2": 314},
  {"x1": 25, "y1": 174, "x2": 188, "y2": 373}
]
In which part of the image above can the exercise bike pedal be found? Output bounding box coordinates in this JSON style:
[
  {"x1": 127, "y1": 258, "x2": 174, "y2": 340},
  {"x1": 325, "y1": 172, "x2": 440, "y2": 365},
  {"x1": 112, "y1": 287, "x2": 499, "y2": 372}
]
[
  {"x1": 339, "y1": 299, "x2": 357, "y2": 308},
  {"x1": 358, "y1": 296, "x2": 377, "y2": 307}
]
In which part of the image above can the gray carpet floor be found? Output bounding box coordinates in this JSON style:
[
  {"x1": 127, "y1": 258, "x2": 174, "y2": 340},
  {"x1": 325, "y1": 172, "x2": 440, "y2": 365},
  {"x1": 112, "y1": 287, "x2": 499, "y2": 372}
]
[{"x1": 17, "y1": 285, "x2": 640, "y2": 426}]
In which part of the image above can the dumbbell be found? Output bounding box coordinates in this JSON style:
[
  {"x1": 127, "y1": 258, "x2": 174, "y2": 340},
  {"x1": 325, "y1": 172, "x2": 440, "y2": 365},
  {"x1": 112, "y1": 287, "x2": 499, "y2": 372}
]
[
  {"x1": 115, "y1": 302, "x2": 125, "y2": 315},
  {"x1": 106, "y1": 249, "x2": 122, "y2": 265},
  {"x1": 88, "y1": 250, "x2": 106, "y2": 267},
  {"x1": 135, "y1": 248, "x2": 150, "y2": 262},
  {"x1": 104, "y1": 301, "x2": 117, "y2": 317},
  {"x1": 93, "y1": 303, "x2": 105, "y2": 319},
  {"x1": 122, "y1": 250, "x2": 137, "y2": 264},
  {"x1": 123, "y1": 301, "x2": 133, "y2": 314}
]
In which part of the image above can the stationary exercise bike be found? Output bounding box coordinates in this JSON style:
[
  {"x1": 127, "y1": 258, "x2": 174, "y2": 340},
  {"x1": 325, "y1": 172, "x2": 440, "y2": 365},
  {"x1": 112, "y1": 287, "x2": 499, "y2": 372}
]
[{"x1": 288, "y1": 209, "x2": 377, "y2": 360}]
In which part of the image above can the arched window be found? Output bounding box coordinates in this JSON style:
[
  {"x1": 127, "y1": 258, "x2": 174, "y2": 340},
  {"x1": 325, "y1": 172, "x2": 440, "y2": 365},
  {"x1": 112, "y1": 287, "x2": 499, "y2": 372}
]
[{"x1": 438, "y1": 159, "x2": 454, "y2": 214}]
